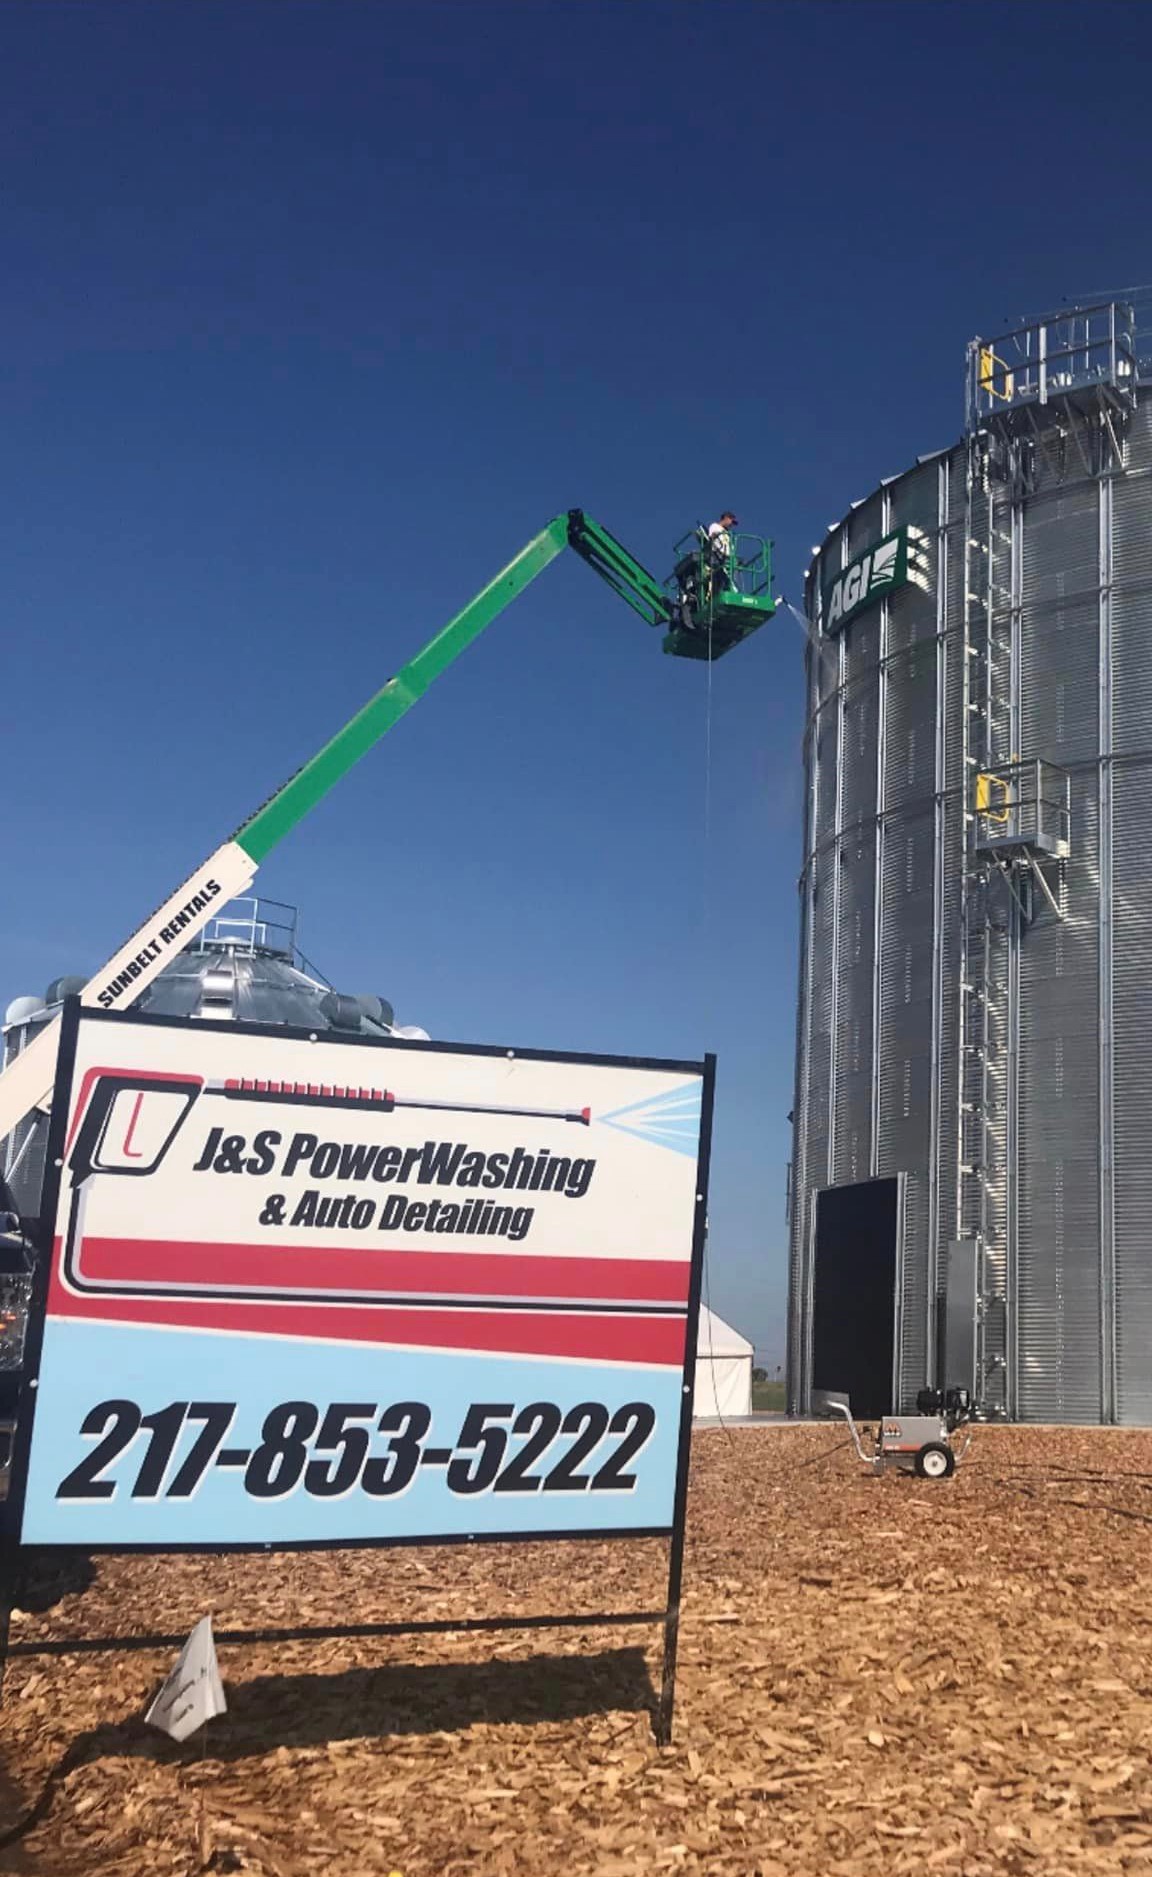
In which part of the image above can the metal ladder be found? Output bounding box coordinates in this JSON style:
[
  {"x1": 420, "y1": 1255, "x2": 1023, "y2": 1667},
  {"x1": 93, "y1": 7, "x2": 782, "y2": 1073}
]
[{"x1": 957, "y1": 434, "x2": 1015, "y2": 1413}]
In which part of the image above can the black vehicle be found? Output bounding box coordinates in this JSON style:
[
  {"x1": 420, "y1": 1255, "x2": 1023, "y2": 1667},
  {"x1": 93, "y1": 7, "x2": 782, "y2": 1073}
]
[{"x1": 0, "y1": 1174, "x2": 33, "y2": 1471}]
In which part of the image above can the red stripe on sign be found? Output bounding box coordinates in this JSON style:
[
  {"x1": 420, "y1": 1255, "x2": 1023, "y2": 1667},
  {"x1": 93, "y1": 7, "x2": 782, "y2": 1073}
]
[
  {"x1": 71, "y1": 1237, "x2": 691, "y2": 1304},
  {"x1": 46, "y1": 1286, "x2": 686, "y2": 1365}
]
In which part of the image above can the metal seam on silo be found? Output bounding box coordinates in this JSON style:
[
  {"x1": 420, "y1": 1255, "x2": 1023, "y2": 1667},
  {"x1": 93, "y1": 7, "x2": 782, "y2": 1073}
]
[
  {"x1": 1099, "y1": 468, "x2": 1116, "y2": 1422},
  {"x1": 926, "y1": 453, "x2": 949, "y2": 1389},
  {"x1": 788, "y1": 858, "x2": 811, "y2": 1411},
  {"x1": 1112, "y1": 398, "x2": 1152, "y2": 1420},
  {"x1": 870, "y1": 487, "x2": 891, "y2": 1185},
  {"x1": 817, "y1": 573, "x2": 847, "y2": 1393},
  {"x1": 1006, "y1": 487, "x2": 1023, "y2": 1418},
  {"x1": 790, "y1": 616, "x2": 820, "y2": 1413},
  {"x1": 892, "y1": 1171, "x2": 908, "y2": 1412},
  {"x1": 873, "y1": 488, "x2": 892, "y2": 1387},
  {"x1": 826, "y1": 605, "x2": 847, "y2": 1190},
  {"x1": 800, "y1": 559, "x2": 836, "y2": 1409}
]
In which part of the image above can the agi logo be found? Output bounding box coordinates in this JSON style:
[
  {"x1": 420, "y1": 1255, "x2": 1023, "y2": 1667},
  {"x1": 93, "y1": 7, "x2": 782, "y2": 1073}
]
[
  {"x1": 823, "y1": 526, "x2": 929, "y2": 635},
  {"x1": 867, "y1": 536, "x2": 901, "y2": 589}
]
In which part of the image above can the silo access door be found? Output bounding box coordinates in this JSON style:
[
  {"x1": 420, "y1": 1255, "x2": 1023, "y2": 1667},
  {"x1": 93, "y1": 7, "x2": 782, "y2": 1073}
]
[{"x1": 811, "y1": 1178, "x2": 901, "y2": 1420}]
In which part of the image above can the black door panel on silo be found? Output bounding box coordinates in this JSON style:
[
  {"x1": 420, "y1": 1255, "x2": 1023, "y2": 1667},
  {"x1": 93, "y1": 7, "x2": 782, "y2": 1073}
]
[{"x1": 812, "y1": 1179, "x2": 899, "y2": 1420}]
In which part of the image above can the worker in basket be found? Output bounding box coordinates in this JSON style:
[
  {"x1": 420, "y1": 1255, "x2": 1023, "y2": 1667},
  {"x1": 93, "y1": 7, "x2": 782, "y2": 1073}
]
[
  {"x1": 674, "y1": 510, "x2": 739, "y2": 630},
  {"x1": 706, "y1": 511, "x2": 738, "y2": 596}
]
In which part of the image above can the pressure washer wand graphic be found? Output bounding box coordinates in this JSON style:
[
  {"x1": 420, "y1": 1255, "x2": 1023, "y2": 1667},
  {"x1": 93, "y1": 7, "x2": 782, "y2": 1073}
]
[
  {"x1": 396, "y1": 1096, "x2": 590, "y2": 1125},
  {"x1": 206, "y1": 1078, "x2": 591, "y2": 1124}
]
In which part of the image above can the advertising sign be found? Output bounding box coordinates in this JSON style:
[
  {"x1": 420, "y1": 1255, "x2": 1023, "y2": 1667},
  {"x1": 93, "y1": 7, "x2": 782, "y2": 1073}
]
[
  {"x1": 8, "y1": 1005, "x2": 710, "y2": 1552},
  {"x1": 821, "y1": 525, "x2": 930, "y2": 635}
]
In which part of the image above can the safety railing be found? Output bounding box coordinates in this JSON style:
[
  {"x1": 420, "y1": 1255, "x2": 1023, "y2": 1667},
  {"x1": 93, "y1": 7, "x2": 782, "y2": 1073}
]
[
  {"x1": 967, "y1": 302, "x2": 1136, "y2": 429},
  {"x1": 193, "y1": 896, "x2": 300, "y2": 961},
  {"x1": 973, "y1": 758, "x2": 1071, "y2": 858},
  {"x1": 667, "y1": 528, "x2": 774, "y2": 601},
  {"x1": 728, "y1": 531, "x2": 774, "y2": 597}
]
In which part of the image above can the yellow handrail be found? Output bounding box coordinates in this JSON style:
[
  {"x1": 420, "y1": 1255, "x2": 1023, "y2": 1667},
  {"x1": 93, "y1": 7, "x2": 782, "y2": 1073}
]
[{"x1": 975, "y1": 772, "x2": 1013, "y2": 824}]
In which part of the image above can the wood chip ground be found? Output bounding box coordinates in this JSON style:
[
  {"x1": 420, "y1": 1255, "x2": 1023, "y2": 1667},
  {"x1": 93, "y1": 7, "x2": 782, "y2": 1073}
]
[{"x1": 4, "y1": 1425, "x2": 1152, "y2": 1875}]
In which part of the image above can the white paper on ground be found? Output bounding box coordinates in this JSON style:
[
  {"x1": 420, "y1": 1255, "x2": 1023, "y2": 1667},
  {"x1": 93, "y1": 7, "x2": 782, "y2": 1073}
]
[{"x1": 144, "y1": 1615, "x2": 227, "y2": 1742}]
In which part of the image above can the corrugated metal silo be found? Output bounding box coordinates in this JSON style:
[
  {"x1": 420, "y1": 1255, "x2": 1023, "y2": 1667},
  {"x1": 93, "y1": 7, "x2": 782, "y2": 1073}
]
[{"x1": 789, "y1": 301, "x2": 1152, "y2": 1423}]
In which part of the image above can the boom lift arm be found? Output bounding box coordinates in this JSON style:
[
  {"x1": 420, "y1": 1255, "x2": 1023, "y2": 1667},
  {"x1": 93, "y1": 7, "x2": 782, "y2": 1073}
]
[
  {"x1": 564, "y1": 510, "x2": 671, "y2": 627},
  {"x1": 0, "y1": 510, "x2": 774, "y2": 1143}
]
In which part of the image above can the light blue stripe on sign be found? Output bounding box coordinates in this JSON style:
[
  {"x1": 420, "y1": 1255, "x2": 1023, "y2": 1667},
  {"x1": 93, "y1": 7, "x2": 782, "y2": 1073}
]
[{"x1": 20, "y1": 1319, "x2": 684, "y2": 1547}]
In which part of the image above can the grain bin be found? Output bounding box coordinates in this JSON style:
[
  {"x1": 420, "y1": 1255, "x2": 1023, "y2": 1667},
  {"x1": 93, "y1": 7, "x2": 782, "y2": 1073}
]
[{"x1": 789, "y1": 301, "x2": 1152, "y2": 1423}]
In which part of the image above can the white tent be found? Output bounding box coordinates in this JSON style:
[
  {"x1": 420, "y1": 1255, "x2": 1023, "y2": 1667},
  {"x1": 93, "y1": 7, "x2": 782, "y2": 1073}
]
[{"x1": 692, "y1": 1305, "x2": 754, "y2": 1419}]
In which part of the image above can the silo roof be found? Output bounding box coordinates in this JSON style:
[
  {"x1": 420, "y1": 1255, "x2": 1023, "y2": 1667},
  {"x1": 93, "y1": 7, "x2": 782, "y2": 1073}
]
[{"x1": 135, "y1": 947, "x2": 390, "y2": 1034}]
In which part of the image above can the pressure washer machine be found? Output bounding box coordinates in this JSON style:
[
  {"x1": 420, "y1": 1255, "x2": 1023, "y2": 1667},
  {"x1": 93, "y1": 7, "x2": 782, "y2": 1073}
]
[{"x1": 813, "y1": 1387, "x2": 976, "y2": 1479}]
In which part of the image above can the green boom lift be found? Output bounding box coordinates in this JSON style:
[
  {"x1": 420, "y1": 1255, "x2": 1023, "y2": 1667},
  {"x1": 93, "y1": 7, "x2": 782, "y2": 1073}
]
[
  {"x1": 566, "y1": 511, "x2": 775, "y2": 661},
  {"x1": 0, "y1": 511, "x2": 775, "y2": 1140}
]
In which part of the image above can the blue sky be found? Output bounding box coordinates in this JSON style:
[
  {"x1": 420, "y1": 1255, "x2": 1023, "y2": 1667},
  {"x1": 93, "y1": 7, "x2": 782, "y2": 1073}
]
[{"x1": 4, "y1": 1, "x2": 1149, "y2": 1362}]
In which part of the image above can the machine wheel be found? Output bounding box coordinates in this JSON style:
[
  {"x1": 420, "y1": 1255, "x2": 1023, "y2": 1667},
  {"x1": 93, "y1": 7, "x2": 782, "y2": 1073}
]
[{"x1": 914, "y1": 1442, "x2": 955, "y2": 1480}]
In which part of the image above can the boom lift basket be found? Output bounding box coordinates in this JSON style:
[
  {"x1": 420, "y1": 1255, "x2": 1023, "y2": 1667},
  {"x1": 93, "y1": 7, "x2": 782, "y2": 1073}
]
[{"x1": 665, "y1": 529, "x2": 776, "y2": 660}]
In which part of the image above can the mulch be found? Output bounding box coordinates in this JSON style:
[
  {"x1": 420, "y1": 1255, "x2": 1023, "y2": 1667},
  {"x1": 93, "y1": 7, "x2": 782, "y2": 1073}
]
[{"x1": 4, "y1": 1424, "x2": 1152, "y2": 1876}]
